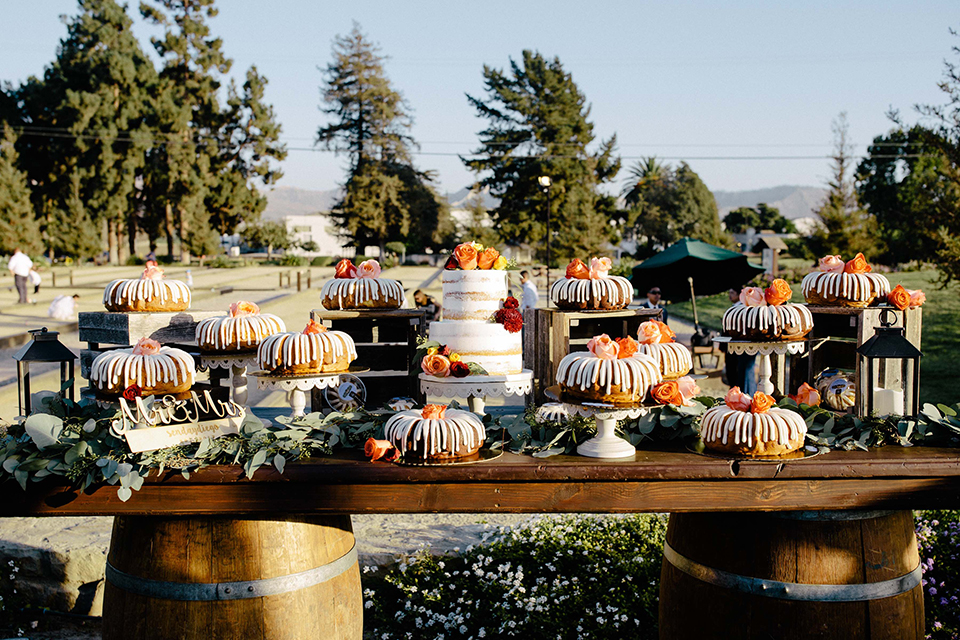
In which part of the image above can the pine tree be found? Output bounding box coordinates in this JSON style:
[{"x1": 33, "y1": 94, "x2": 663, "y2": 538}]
[
  {"x1": 0, "y1": 127, "x2": 42, "y2": 255},
  {"x1": 465, "y1": 51, "x2": 621, "y2": 262}
]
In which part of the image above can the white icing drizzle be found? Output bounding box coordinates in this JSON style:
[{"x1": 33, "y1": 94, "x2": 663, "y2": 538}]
[
  {"x1": 90, "y1": 346, "x2": 196, "y2": 390},
  {"x1": 801, "y1": 271, "x2": 891, "y2": 303},
  {"x1": 556, "y1": 352, "x2": 662, "y2": 396},
  {"x1": 256, "y1": 331, "x2": 357, "y2": 371},
  {"x1": 103, "y1": 279, "x2": 191, "y2": 308},
  {"x1": 384, "y1": 409, "x2": 485, "y2": 457},
  {"x1": 635, "y1": 342, "x2": 692, "y2": 377},
  {"x1": 701, "y1": 406, "x2": 807, "y2": 449},
  {"x1": 535, "y1": 403, "x2": 572, "y2": 423},
  {"x1": 196, "y1": 314, "x2": 286, "y2": 350},
  {"x1": 721, "y1": 302, "x2": 814, "y2": 336},
  {"x1": 320, "y1": 278, "x2": 405, "y2": 308},
  {"x1": 549, "y1": 276, "x2": 632, "y2": 306}
]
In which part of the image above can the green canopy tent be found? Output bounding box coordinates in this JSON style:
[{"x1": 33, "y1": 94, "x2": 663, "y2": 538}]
[{"x1": 631, "y1": 237, "x2": 765, "y2": 335}]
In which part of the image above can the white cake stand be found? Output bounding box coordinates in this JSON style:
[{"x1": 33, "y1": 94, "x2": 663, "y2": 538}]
[
  {"x1": 715, "y1": 337, "x2": 806, "y2": 396},
  {"x1": 542, "y1": 386, "x2": 653, "y2": 459},
  {"x1": 251, "y1": 371, "x2": 348, "y2": 418},
  {"x1": 200, "y1": 352, "x2": 258, "y2": 406},
  {"x1": 419, "y1": 370, "x2": 533, "y2": 415}
]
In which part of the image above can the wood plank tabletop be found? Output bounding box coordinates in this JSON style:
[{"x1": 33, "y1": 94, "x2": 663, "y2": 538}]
[{"x1": 2, "y1": 446, "x2": 959, "y2": 517}]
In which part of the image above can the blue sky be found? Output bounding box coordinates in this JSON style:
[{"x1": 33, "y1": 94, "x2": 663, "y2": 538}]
[{"x1": 3, "y1": 1, "x2": 956, "y2": 196}]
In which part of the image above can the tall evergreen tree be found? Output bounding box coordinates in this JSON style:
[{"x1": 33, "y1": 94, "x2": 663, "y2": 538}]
[
  {"x1": 465, "y1": 50, "x2": 621, "y2": 262},
  {"x1": 0, "y1": 127, "x2": 42, "y2": 255}
]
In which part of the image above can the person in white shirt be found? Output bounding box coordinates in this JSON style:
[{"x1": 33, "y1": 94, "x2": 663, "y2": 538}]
[
  {"x1": 48, "y1": 294, "x2": 79, "y2": 321},
  {"x1": 520, "y1": 270, "x2": 539, "y2": 310},
  {"x1": 7, "y1": 249, "x2": 33, "y2": 304}
]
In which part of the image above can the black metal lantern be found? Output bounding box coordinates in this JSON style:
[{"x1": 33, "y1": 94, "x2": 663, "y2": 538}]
[
  {"x1": 857, "y1": 309, "x2": 922, "y2": 419},
  {"x1": 12, "y1": 328, "x2": 77, "y2": 417}
]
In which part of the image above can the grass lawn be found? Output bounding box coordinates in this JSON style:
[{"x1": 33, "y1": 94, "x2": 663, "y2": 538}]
[{"x1": 666, "y1": 269, "x2": 959, "y2": 405}]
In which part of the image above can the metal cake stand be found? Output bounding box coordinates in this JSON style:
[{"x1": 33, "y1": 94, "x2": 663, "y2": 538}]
[{"x1": 419, "y1": 370, "x2": 533, "y2": 415}]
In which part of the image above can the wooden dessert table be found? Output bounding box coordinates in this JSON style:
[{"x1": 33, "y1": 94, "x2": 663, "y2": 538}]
[{"x1": 4, "y1": 447, "x2": 956, "y2": 639}]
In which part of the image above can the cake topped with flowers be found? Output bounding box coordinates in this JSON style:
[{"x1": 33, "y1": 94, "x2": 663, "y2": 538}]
[
  {"x1": 195, "y1": 301, "x2": 285, "y2": 353},
  {"x1": 634, "y1": 320, "x2": 692, "y2": 379},
  {"x1": 722, "y1": 279, "x2": 813, "y2": 341},
  {"x1": 320, "y1": 258, "x2": 405, "y2": 310},
  {"x1": 801, "y1": 253, "x2": 891, "y2": 307},
  {"x1": 257, "y1": 319, "x2": 356, "y2": 375},
  {"x1": 90, "y1": 337, "x2": 196, "y2": 397},
  {"x1": 550, "y1": 257, "x2": 633, "y2": 310},
  {"x1": 103, "y1": 263, "x2": 191, "y2": 313},
  {"x1": 700, "y1": 387, "x2": 808, "y2": 457},
  {"x1": 383, "y1": 403, "x2": 486, "y2": 461},
  {"x1": 555, "y1": 333, "x2": 662, "y2": 405}
]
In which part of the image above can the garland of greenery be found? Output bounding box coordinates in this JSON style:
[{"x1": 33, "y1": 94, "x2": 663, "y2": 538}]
[{"x1": 2, "y1": 393, "x2": 960, "y2": 502}]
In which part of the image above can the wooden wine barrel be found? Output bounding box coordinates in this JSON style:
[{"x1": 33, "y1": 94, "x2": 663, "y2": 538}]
[
  {"x1": 659, "y1": 510, "x2": 923, "y2": 640},
  {"x1": 102, "y1": 515, "x2": 362, "y2": 640}
]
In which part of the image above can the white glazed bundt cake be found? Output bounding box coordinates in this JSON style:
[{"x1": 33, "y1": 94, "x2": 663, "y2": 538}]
[
  {"x1": 802, "y1": 253, "x2": 890, "y2": 307},
  {"x1": 90, "y1": 338, "x2": 196, "y2": 397},
  {"x1": 722, "y1": 280, "x2": 813, "y2": 341},
  {"x1": 256, "y1": 320, "x2": 356, "y2": 375},
  {"x1": 550, "y1": 258, "x2": 633, "y2": 310},
  {"x1": 103, "y1": 264, "x2": 191, "y2": 312},
  {"x1": 383, "y1": 404, "x2": 486, "y2": 461},
  {"x1": 320, "y1": 259, "x2": 405, "y2": 310},
  {"x1": 196, "y1": 301, "x2": 285, "y2": 352},
  {"x1": 634, "y1": 321, "x2": 692, "y2": 379},
  {"x1": 556, "y1": 335, "x2": 662, "y2": 405},
  {"x1": 700, "y1": 387, "x2": 807, "y2": 457}
]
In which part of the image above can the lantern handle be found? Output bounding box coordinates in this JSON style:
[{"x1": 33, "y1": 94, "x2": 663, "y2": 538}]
[{"x1": 879, "y1": 307, "x2": 898, "y2": 328}]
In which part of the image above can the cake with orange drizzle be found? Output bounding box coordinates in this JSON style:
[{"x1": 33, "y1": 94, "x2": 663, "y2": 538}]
[
  {"x1": 556, "y1": 334, "x2": 662, "y2": 405},
  {"x1": 256, "y1": 319, "x2": 356, "y2": 375}
]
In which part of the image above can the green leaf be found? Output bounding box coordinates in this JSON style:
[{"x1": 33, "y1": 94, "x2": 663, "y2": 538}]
[
  {"x1": 938, "y1": 404, "x2": 958, "y2": 417},
  {"x1": 64, "y1": 441, "x2": 89, "y2": 466},
  {"x1": 23, "y1": 413, "x2": 64, "y2": 450},
  {"x1": 273, "y1": 454, "x2": 286, "y2": 474},
  {"x1": 117, "y1": 487, "x2": 132, "y2": 502},
  {"x1": 532, "y1": 447, "x2": 564, "y2": 458}
]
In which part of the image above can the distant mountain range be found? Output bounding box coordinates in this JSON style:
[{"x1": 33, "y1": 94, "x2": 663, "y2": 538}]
[{"x1": 262, "y1": 186, "x2": 340, "y2": 220}]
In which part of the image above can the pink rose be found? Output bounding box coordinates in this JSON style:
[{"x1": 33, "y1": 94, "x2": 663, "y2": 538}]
[
  {"x1": 724, "y1": 386, "x2": 753, "y2": 412},
  {"x1": 818, "y1": 255, "x2": 845, "y2": 273},
  {"x1": 142, "y1": 265, "x2": 164, "y2": 281},
  {"x1": 676, "y1": 376, "x2": 700, "y2": 404},
  {"x1": 637, "y1": 321, "x2": 662, "y2": 345},
  {"x1": 907, "y1": 289, "x2": 926, "y2": 308},
  {"x1": 587, "y1": 334, "x2": 619, "y2": 360},
  {"x1": 588, "y1": 257, "x2": 613, "y2": 279},
  {"x1": 229, "y1": 301, "x2": 260, "y2": 317},
  {"x1": 739, "y1": 287, "x2": 767, "y2": 307},
  {"x1": 132, "y1": 337, "x2": 162, "y2": 356},
  {"x1": 357, "y1": 259, "x2": 382, "y2": 279}
]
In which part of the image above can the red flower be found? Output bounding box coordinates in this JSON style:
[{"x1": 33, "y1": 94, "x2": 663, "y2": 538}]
[
  {"x1": 122, "y1": 385, "x2": 142, "y2": 401},
  {"x1": 450, "y1": 361, "x2": 470, "y2": 378},
  {"x1": 444, "y1": 255, "x2": 460, "y2": 270},
  {"x1": 494, "y1": 308, "x2": 524, "y2": 333},
  {"x1": 503, "y1": 296, "x2": 519, "y2": 310},
  {"x1": 437, "y1": 344, "x2": 451, "y2": 356}
]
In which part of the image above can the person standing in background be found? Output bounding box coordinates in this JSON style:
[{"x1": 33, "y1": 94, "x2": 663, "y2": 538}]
[
  {"x1": 185, "y1": 269, "x2": 194, "y2": 288},
  {"x1": 520, "y1": 270, "x2": 538, "y2": 309},
  {"x1": 7, "y1": 249, "x2": 32, "y2": 304},
  {"x1": 638, "y1": 286, "x2": 668, "y2": 322}
]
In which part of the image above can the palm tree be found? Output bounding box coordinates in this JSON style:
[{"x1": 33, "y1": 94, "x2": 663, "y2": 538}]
[{"x1": 620, "y1": 157, "x2": 669, "y2": 206}]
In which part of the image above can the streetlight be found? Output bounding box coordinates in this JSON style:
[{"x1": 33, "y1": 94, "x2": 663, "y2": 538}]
[{"x1": 538, "y1": 176, "x2": 552, "y2": 296}]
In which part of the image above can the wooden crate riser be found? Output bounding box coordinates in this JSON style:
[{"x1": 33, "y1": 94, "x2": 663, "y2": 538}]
[{"x1": 79, "y1": 311, "x2": 224, "y2": 347}]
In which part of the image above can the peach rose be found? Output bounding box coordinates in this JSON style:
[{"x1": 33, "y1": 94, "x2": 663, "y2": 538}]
[
  {"x1": 843, "y1": 252, "x2": 872, "y2": 274},
  {"x1": 566, "y1": 259, "x2": 590, "y2": 280},
  {"x1": 492, "y1": 256, "x2": 508, "y2": 270},
  {"x1": 615, "y1": 336, "x2": 638, "y2": 359},
  {"x1": 587, "y1": 334, "x2": 619, "y2": 360},
  {"x1": 764, "y1": 279, "x2": 792, "y2": 306},
  {"x1": 751, "y1": 392, "x2": 775, "y2": 414},
  {"x1": 907, "y1": 289, "x2": 926, "y2": 308},
  {"x1": 142, "y1": 265, "x2": 164, "y2": 281},
  {"x1": 229, "y1": 301, "x2": 260, "y2": 317},
  {"x1": 887, "y1": 285, "x2": 910, "y2": 311},
  {"x1": 477, "y1": 247, "x2": 500, "y2": 270},
  {"x1": 588, "y1": 257, "x2": 613, "y2": 279},
  {"x1": 676, "y1": 376, "x2": 701, "y2": 404},
  {"x1": 739, "y1": 286, "x2": 767, "y2": 307},
  {"x1": 421, "y1": 404, "x2": 447, "y2": 420},
  {"x1": 303, "y1": 319, "x2": 327, "y2": 335},
  {"x1": 364, "y1": 437, "x2": 400, "y2": 462},
  {"x1": 132, "y1": 337, "x2": 162, "y2": 356},
  {"x1": 791, "y1": 382, "x2": 821, "y2": 407},
  {"x1": 637, "y1": 321, "x2": 662, "y2": 345},
  {"x1": 335, "y1": 259, "x2": 357, "y2": 279},
  {"x1": 654, "y1": 320, "x2": 676, "y2": 343},
  {"x1": 357, "y1": 259, "x2": 382, "y2": 279},
  {"x1": 652, "y1": 381, "x2": 684, "y2": 406},
  {"x1": 453, "y1": 243, "x2": 478, "y2": 270},
  {"x1": 818, "y1": 255, "x2": 845, "y2": 273},
  {"x1": 724, "y1": 386, "x2": 753, "y2": 412},
  {"x1": 421, "y1": 353, "x2": 451, "y2": 377}
]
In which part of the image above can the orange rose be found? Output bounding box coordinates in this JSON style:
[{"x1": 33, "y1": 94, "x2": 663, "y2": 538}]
[
  {"x1": 335, "y1": 259, "x2": 358, "y2": 279},
  {"x1": 724, "y1": 386, "x2": 753, "y2": 412},
  {"x1": 615, "y1": 336, "x2": 638, "y2": 359},
  {"x1": 652, "y1": 381, "x2": 684, "y2": 406},
  {"x1": 587, "y1": 334, "x2": 619, "y2": 360},
  {"x1": 790, "y1": 382, "x2": 821, "y2": 407},
  {"x1": 421, "y1": 404, "x2": 447, "y2": 420},
  {"x1": 887, "y1": 284, "x2": 910, "y2": 311},
  {"x1": 229, "y1": 301, "x2": 260, "y2": 317},
  {"x1": 565, "y1": 259, "x2": 590, "y2": 280},
  {"x1": 364, "y1": 438, "x2": 400, "y2": 462},
  {"x1": 421, "y1": 353, "x2": 451, "y2": 377},
  {"x1": 907, "y1": 289, "x2": 926, "y2": 308},
  {"x1": 637, "y1": 321, "x2": 662, "y2": 345},
  {"x1": 750, "y1": 392, "x2": 775, "y2": 414},
  {"x1": 453, "y1": 243, "x2": 478, "y2": 270},
  {"x1": 843, "y1": 252, "x2": 872, "y2": 274},
  {"x1": 654, "y1": 320, "x2": 676, "y2": 343},
  {"x1": 477, "y1": 247, "x2": 500, "y2": 270},
  {"x1": 303, "y1": 319, "x2": 327, "y2": 335},
  {"x1": 764, "y1": 279, "x2": 792, "y2": 306},
  {"x1": 132, "y1": 337, "x2": 162, "y2": 356}
]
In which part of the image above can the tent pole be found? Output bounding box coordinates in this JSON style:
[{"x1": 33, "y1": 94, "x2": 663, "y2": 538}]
[{"x1": 687, "y1": 277, "x2": 700, "y2": 333}]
